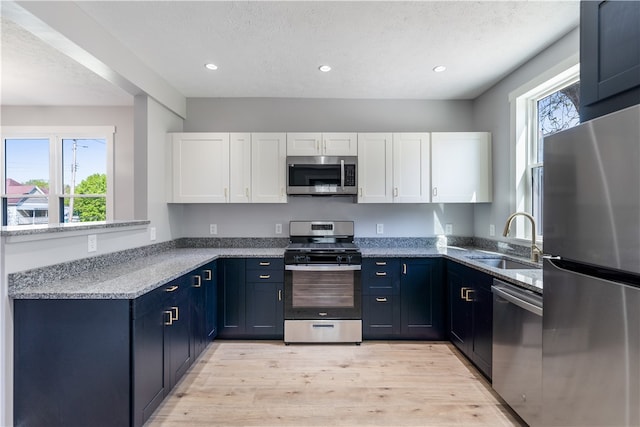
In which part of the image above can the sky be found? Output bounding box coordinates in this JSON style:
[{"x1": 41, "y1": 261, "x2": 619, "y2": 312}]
[{"x1": 5, "y1": 138, "x2": 106, "y2": 190}]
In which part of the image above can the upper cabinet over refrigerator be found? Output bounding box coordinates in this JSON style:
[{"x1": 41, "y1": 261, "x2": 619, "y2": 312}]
[{"x1": 580, "y1": 0, "x2": 640, "y2": 121}]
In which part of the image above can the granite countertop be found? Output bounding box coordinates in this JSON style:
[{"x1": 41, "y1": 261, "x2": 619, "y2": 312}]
[
  {"x1": 9, "y1": 244, "x2": 541, "y2": 300},
  {"x1": 9, "y1": 248, "x2": 285, "y2": 300}
]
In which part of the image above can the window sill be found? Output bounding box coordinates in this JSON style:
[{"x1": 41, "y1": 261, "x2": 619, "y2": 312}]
[{"x1": 1, "y1": 220, "x2": 150, "y2": 241}]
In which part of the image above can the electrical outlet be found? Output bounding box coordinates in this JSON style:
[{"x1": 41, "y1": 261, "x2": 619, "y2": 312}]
[
  {"x1": 445, "y1": 223, "x2": 453, "y2": 235},
  {"x1": 209, "y1": 224, "x2": 217, "y2": 235},
  {"x1": 376, "y1": 224, "x2": 384, "y2": 234},
  {"x1": 150, "y1": 227, "x2": 157, "y2": 241},
  {"x1": 87, "y1": 234, "x2": 97, "y2": 253},
  {"x1": 489, "y1": 224, "x2": 495, "y2": 237},
  {"x1": 275, "y1": 223, "x2": 282, "y2": 234}
]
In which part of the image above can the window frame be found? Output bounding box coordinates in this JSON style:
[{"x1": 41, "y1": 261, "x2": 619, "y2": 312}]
[
  {"x1": 509, "y1": 59, "x2": 579, "y2": 242},
  {"x1": 1, "y1": 126, "x2": 115, "y2": 226}
]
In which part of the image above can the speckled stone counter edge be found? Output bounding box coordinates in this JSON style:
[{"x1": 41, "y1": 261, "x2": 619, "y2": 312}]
[
  {"x1": 1, "y1": 220, "x2": 150, "y2": 237},
  {"x1": 8, "y1": 236, "x2": 537, "y2": 297}
]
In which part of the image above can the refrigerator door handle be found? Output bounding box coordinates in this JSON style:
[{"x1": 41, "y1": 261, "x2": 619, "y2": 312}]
[{"x1": 543, "y1": 254, "x2": 561, "y2": 260}]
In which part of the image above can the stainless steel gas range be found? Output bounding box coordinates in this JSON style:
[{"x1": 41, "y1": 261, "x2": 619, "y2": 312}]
[{"x1": 283, "y1": 221, "x2": 362, "y2": 344}]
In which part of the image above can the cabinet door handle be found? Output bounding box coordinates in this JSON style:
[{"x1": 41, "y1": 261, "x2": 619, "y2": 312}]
[
  {"x1": 464, "y1": 289, "x2": 475, "y2": 302},
  {"x1": 316, "y1": 140, "x2": 320, "y2": 153},
  {"x1": 259, "y1": 274, "x2": 271, "y2": 279},
  {"x1": 402, "y1": 263, "x2": 407, "y2": 275},
  {"x1": 375, "y1": 272, "x2": 387, "y2": 276},
  {"x1": 193, "y1": 275, "x2": 202, "y2": 287},
  {"x1": 375, "y1": 261, "x2": 387, "y2": 266},
  {"x1": 323, "y1": 140, "x2": 327, "y2": 153},
  {"x1": 171, "y1": 306, "x2": 179, "y2": 321},
  {"x1": 164, "y1": 311, "x2": 174, "y2": 326},
  {"x1": 165, "y1": 285, "x2": 179, "y2": 292},
  {"x1": 278, "y1": 289, "x2": 282, "y2": 301},
  {"x1": 376, "y1": 297, "x2": 388, "y2": 302},
  {"x1": 259, "y1": 262, "x2": 271, "y2": 266},
  {"x1": 204, "y1": 269, "x2": 212, "y2": 281},
  {"x1": 224, "y1": 187, "x2": 228, "y2": 200}
]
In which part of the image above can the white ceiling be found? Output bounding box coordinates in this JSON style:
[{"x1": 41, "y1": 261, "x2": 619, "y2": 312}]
[{"x1": 1, "y1": 1, "x2": 580, "y2": 107}]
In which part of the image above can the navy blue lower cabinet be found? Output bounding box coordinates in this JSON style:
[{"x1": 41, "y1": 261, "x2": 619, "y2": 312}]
[
  {"x1": 217, "y1": 257, "x2": 284, "y2": 339},
  {"x1": 362, "y1": 257, "x2": 444, "y2": 340},
  {"x1": 400, "y1": 258, "x2": 445, "y2": 340},
  {"x1": 191, "y1": 261, "x2": 218, "y2": 359},
  {"x1": 362, "y1": 258, "x2": 401, "y2": 339},
  {"x1": 132, "y1": 285, "x2": 168, "y2": 427},
  {"x1": 164, "y1": 278, "x2": 193, "y2": 391},
  {"x1": 217, "y1": 258, "x2": 247, "y2": 337},
  {"x1": 14, "y1": 299, "x2": 131, "y2": 427},
  {"x1": 446, "y1": 261, "x2": 493, "y2": 379}
]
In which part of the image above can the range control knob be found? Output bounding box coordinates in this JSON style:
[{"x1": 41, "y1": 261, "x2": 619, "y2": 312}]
[{"x1": 295, "y1": 255, "x2": 310, "y2": 263}]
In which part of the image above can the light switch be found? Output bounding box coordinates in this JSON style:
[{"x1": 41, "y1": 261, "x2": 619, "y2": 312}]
[
  {"x1": 376, "y1": 224, "x2": 384, "y2": 234},
  {"x1": 210, "y1": 224, "x2": 217, "y2": 235},
  {"x1": 275, "y1": 223, "x2": 282, "y2": 234},
  {"x1": 150, "y1": 227, "x2": 157, "y2": 241}
]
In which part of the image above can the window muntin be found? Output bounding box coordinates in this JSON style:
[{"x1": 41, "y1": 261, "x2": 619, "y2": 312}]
[{"x1": 62, "y1": 138, "x2": 107, "y2": 223}]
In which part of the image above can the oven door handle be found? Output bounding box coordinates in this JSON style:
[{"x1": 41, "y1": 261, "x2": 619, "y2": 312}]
[{"x1": 285, "y1": 264, "x2": 361, "y2": 271}]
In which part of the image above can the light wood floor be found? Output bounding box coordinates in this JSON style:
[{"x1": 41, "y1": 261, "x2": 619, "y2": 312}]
[{"x1": 146, "y1": 341, "x2": 524, "y2": 426}]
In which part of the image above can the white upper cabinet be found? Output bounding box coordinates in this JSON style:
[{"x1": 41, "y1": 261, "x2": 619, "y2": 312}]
[
  {"x1": 357, "y1": 133, "x2": 393, "y2": 203},
  {"x1": 431, "y1": 132, "x2": 492, "y2": 203},
  {"x1": 287, "y1": 132, "x2": 357, "y2": 156},
  {"x1": 229, "y1": 133, "x2": 251, "y2": 203},
  {"x1": 251, "y1": 133, "x2": 287, "y2": 203},
  {"x1": 392, "y1": 133, "x2": 430, "y2": 203},
  {"x1": 357, "y1": 133, "x2": 429, "y2": 203},
  {"x1": 170, "y1": 133, "x2": 230, "y2": 203}
]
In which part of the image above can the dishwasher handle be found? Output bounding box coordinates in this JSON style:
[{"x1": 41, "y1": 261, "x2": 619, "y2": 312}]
[{"x1": 492, "y1": 283, "x2": 542, "y2": 317}]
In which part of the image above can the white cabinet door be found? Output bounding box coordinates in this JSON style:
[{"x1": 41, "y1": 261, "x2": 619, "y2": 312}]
[
  {"x1": 431, "y1": 132, "x2": 492, "y2": 203},
  {"x1": 287, "y1": 132, "x2": 358, "y2": 156},
  {"x1": 323, "y1": 133, "x2": 358, "y2": 156},
  {"x1": 357, "y1": 133, "x2": 393, "y2": 203},
  {"x1": 229, "y1": 133, "x2": 251, "y2": 203},
  {"x1": 392, "y1": 133, "x2": 430, "y2": 203},
  {"x1": 171, "y1": 133, "x2": 229, "y2": 203},
  {"x1": 251, "y1": 133, "x2": 287, "y2": 203},
  {"x1": 286, "y1": 133, "x2": 321, "y2": 156}
]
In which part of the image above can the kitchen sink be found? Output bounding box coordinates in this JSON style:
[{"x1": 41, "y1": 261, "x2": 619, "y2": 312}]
[{"x1": 474, "y1": 257, "x2": 539, "y2": 270}]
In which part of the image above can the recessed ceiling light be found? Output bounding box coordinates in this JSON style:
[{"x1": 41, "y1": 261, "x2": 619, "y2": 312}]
[
  {"x1": 318, "y1": 65, "x2": 332, "y2": 72},
  {"x1": 205, "y1": 63, "x2": 218, "y2": 71},
  {"x1": 433, "y1": 65, "x2": 447, "y2": 73}
]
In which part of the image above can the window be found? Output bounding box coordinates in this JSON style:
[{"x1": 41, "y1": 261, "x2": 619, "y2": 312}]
[
  {"x1": 511, "y1": 62, "x2": 580, "y2": 241},
  {"x1": 1, "y1": 127, "x2": 114, "y2": 226}
]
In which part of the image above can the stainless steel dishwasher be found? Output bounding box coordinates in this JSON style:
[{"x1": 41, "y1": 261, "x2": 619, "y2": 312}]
[{"x1": 492, "y1": 279, "x2": 542, "y2": 427}]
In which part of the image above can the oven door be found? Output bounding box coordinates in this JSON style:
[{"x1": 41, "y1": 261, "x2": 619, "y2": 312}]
[{"x1": 284, "y1": 264, "x2": 362, "y2": 320}]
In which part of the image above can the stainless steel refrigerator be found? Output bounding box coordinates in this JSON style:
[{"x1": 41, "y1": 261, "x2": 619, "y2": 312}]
[{"x1": 543, "y1": 104, "x2": 640, "y2": 426}]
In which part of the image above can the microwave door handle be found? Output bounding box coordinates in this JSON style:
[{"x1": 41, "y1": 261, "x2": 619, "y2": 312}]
[{"x1": 340, "y1": 159, "x2": 345, "y2": 188}]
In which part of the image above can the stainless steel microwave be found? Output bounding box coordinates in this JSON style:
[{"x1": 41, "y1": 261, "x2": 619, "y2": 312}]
[{"x1": 286, "y1": 156, "x2": 357, "y2": 195}]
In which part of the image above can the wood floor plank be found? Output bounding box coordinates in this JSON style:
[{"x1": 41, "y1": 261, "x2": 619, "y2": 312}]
[{"x1": 146, "y1": 341, "x2": 524, "y2": 427}]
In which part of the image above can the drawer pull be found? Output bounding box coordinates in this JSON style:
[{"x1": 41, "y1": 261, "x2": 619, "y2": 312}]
[
  {"x1": 259, "y1": 262, "x2": 271, "y2": 266},
  {"x1": 375, "y1": 272, "x2": 387, "y2": 276},
  {"x1": 193, "y1": 275, "x2": 202, "y2": 288},
  {"x1": 204, "y1": 269, "x2": 212, "y2": 281},
  {"x1": 375, "y1": 261, "x2": 387, "y2": 266},
  {"x1": 402, "y1": 263, "x2": 407, "y2": 275},
  {"x1": 165, "y1": 285, "x2": 178, "y2": 292},
  {"x1": 376, "y1": 297, "x2": 388, "y2": 302},
  {"x1": 260, "y1": 274, "x2": 271, "y2": 279},
  {"x1": 278, "y1": 289, "x2": 282, "y2": 301},
  {"x1": 171, "y1": 306, "x2": 179, "y2": 321}
]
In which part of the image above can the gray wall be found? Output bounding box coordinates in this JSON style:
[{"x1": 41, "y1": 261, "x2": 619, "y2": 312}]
[
  {"x1": 472, "y1": 27, "x2": 580, "y2": 243},
  {"x1": 178, "y1": 98, "x2": 477, "y2": 238}
]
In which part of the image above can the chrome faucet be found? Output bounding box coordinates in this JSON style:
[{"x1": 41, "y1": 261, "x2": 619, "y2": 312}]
[{"x1": 503, "y1": 212, "x2": 542, "y2": 263}]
